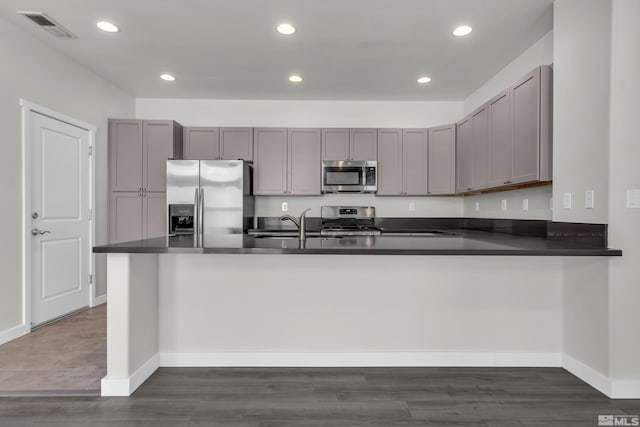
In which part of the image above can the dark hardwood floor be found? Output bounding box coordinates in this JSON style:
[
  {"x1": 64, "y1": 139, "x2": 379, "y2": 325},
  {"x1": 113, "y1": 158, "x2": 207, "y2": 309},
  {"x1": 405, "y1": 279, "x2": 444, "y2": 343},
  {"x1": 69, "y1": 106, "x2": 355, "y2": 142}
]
[{"x1": 1, "y1": 367, "x2": 639, "y2": 426}]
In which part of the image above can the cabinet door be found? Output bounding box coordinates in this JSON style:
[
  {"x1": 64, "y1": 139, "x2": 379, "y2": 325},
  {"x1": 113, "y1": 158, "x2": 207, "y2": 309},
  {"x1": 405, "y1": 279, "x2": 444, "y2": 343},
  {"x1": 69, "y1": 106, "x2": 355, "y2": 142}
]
[
  {"x1": 488, "y1": 90, "x2": 513, "y2": 188},
  {"x1": 350, "y1": 128, "x2": 378, "y2": 160},
  {"x1": 511, "y1": 68, "x2": 540, "y2": 184},
  {"x1": 456, "y1": 117, "x2": 473, "y2": 193},
  {"x1": 288, "y1": 128, "x2": 321, "y2": 195},
  {"x1": 220, "y1": 127, "x2": 253, "y2": 161},
  {"x1": 143, "y1": 192, "x2": 167, "y2": 239},
  {"x1": 109, "y1": 119, "x2": 142, "y2": 192},
  {"x1": 428, "y1": 124, "x2": 456, "y2": 195},
  {"x1": 321, "y1": 128, "x2": 349, "y2": 160},
  {"x1": 183, "y1": 127, "x2": 219, "y2": 160},
  {"x1": 253, "y1": 128, "x2": 288, "y2": 195},
  {"x1": 143, "y1": 120, "x2": 177, "y2": 192},
  {"x1": 109, "y1": 192, "x2": 142, "y2": 243},
  {"x1": 377, "y1": 129, "x2": 403, "y2": 195},
  {"x1": 402, "y1": 129, "x2": 429, "y2": 195},
  {"x1": 471, "y1": 105, "x2": 490, "y2": 190}
]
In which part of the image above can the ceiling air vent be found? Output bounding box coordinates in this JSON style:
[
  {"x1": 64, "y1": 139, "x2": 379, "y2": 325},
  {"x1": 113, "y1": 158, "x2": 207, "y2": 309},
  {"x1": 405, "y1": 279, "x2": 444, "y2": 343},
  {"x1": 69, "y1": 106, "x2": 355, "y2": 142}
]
[{"x1": 18, "y1": 11, "x2": 76, "y2": 39}]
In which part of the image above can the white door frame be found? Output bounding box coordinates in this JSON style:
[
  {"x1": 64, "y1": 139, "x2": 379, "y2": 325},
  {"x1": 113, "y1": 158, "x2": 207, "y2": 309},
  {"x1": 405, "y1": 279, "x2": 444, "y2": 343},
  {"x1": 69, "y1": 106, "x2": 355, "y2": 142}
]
[{"x1": 21, "y1": 99, "x2": 97, "y2": 330}]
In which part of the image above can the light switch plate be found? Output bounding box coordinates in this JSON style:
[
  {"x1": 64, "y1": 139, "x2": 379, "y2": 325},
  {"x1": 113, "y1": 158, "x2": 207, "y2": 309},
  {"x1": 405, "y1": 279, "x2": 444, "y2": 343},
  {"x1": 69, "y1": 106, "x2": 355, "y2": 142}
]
[
  {"x1": 627, "y1": 189, "x2": 640, "y2": 208},
  {"x1": 409, "y1": 202, "x2": 415, "y2": 211},
  {"x1": 501, "y1": 200, "x2": 507, "y2": 211},
  {"x1": 584, "y1": 190, "x2": 594, "y2": 209},
  {"x1": 563, "y1": 192, "x2": 572, "y2": 209},
  {"x1": 282, "y1": 202, "x2": 288, "y2": 212},
  {"x1": 523, "y1": 198, "x2": 529, "y2": 211},
  {"x1": 475, "y1": 202, "x2": 480, "y2": 212}
]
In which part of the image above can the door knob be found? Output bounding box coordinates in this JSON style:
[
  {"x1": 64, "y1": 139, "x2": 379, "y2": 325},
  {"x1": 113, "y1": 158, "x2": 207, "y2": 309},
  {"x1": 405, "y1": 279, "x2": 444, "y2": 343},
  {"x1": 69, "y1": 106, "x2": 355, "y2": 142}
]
[{"x1": 31, "y1": 228, "x2": 51, "y2": 236}]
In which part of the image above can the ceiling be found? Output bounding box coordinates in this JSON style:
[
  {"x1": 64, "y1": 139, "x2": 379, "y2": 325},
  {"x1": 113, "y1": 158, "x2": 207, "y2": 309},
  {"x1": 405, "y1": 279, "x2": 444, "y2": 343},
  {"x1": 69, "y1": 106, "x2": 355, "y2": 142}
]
[{"x1": 0, "y1": 0, "x2": 553, "y2": 101}]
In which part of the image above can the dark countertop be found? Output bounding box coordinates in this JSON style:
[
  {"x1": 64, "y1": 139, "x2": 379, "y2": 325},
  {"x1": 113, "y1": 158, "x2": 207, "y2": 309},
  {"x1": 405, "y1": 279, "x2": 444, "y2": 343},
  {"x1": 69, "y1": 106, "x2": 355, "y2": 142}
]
[{"x1": 93, "y1": 230, "x2": 622, "y2": 256}]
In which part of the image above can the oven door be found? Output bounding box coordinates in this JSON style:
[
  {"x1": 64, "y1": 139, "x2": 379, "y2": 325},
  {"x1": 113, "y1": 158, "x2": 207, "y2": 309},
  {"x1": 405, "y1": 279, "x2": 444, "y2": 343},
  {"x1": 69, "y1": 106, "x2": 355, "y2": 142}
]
[{"x1": 322, "y1": 160, "x2": 377, "y2": 193}]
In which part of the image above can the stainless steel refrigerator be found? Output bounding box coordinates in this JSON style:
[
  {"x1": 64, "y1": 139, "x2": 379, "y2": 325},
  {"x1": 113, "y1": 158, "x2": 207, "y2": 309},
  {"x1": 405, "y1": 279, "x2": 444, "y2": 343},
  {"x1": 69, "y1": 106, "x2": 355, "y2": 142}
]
[{"x1": 166, "y1": 160, "x2": 254, "y2": 242}]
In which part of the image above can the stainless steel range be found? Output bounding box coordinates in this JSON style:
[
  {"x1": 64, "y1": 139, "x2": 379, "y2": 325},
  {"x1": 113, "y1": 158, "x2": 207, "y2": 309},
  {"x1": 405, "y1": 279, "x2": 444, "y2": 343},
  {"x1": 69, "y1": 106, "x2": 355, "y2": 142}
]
[{"x1": 320, "y1": 206, "x2": 381, "y2": 236}]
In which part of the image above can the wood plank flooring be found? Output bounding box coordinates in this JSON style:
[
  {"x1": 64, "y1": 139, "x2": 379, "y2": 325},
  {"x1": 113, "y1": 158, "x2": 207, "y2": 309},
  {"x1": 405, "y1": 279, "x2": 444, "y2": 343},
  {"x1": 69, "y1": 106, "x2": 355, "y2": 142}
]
[
  {"x1": 1, "y1": 366, "x2": 640, "y2": 426},
  {"x1": 0, "y1": 305, "x2": 105, "y2": 395}
]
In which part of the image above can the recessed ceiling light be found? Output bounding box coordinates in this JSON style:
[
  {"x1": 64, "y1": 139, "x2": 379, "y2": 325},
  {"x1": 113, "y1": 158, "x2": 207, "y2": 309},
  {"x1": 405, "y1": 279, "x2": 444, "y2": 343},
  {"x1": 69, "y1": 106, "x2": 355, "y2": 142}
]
[
  {"x1": 276, "y1": 23, "x2": 296, "y2": 35},
  {"x1": 96, "y1": 21, "x2": 119, "y2": 33},
  {"x1": 453, "y1": 25, "x2": 473, "y2": 37},
  {"x1": 160, "y1": 74, "x2": 176, "y2": 82},
  {"x1": 288, "y1": 75, "x2": 303, "y2": 83},
  {"x1": 417, "y1": 76, "x2": 432, "y2": 84}
]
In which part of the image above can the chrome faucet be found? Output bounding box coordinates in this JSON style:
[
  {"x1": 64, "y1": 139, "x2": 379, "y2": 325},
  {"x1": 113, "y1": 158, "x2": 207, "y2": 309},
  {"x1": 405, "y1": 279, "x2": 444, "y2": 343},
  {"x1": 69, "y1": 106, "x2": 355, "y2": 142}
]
[{"x1": 280, "y1": 208, "x2": 311, "y2": 240}]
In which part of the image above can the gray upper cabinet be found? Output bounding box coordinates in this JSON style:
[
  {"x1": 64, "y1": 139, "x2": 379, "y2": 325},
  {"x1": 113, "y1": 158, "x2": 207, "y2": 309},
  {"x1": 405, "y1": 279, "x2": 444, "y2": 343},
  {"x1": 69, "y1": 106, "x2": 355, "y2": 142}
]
[
  {"x1": 184, "y1": 127, "x2": 253, "y2": 161},
  {"x1": 488, "y1": 90, "x2": 513, "y2": 188},
  {"x1": 143, "y1": 120, "x2": 183, "y2": 192},
  {"x1": 456, "y1": 116, "x2": 473, "y2": 193},
  {"x1": 428, "y1": 124, "x2": 456, "y2": 195},
  {"x1": 254, "y1": 128, "x2": 288, "y2": 195},
  {"x1": 402, "y1": 129, "x2": 429, "y2": 195},
  {"x1": 350, "y1": 129, "x2": 378, "y2": 161},
  {"x1": 220, "y1": 127, "x2": 253, "y2": 161},
  {"x1": 321, "y1": 128, "x2": 377, "y2": 160},
  {"x1": 471, "y1": 105, "x2": 490, "y2": 191},
  {"x1": 511, "y1": 66, "x2": 552, "y2": 184},
  {"x1": 288, "y1": 128, "x2": 321, "y2": 195},
  {"x1": 377, "y1": 129, "x2": 403, "y2": 195},
  {"x1": 377, "y1": 128, "x2": 429, "y2": 196},
  {"x1": 321, "y1": 128, "x2": 350, "y2": 160},
  {"x1": 183, "y1": 127, "x2": 219, "y2": 160},
  {"x1": 109, "y1": 119, "x2": 143, "y2": 192},
  {"x1": 254, "y1": 128, "x2": 320, "y2": 195}
]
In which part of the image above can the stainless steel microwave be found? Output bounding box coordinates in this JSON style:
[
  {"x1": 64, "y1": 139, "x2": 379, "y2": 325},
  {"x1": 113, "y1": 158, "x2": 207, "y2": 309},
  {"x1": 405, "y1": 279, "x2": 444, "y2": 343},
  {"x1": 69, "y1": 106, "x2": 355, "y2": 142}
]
[{"x1": 321, "y1": 160, "x2": 377, "y2": 193}]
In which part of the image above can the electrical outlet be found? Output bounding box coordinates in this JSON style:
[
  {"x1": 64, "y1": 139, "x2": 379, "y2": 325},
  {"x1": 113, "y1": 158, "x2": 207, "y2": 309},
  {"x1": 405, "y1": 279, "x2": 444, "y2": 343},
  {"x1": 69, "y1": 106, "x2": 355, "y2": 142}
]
[
  {"x1": 563, "y1": 192, "x2": 572, "y2": 209},
  {"x1": 584, "y1": 190, "x2": 594, "y2": 209},
  {"x1": 475, "y1": 202, "x2": 480, "y2": 212},
  {"x1": 409, "y1": 202, "x2": 415, "y2": 211},
  {"x1": 281, "y1": 202, "x2": 288, "y2": 212},
  {"x1": 501, "y1": 199, "x2": 507, "y2": 211},
  {"x1": 523, "y1": 198, "x2": 529, "y2": 211}
]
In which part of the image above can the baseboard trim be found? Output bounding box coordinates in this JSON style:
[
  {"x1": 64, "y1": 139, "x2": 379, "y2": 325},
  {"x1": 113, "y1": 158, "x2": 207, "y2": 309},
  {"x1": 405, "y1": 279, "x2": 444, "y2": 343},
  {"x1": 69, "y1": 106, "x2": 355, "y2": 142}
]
[
  {"x1": 159, "y1": 351, "x2": 562, "y2": 368},
  {"x1": 610, "y1": 380, "x2": 640, "y2": 399},
  {"x1": 101, "y1": 353, "x2": 159, "y2": 396},
  {"x1": 0, "y1": 323, "x2": 29, "y2": 346},
  {"x1": 93, "y1": 294, "x2": 107, "y2": 306},
  {"x1": 562, "y1": 353, "x2": 612, "y2": 397}
]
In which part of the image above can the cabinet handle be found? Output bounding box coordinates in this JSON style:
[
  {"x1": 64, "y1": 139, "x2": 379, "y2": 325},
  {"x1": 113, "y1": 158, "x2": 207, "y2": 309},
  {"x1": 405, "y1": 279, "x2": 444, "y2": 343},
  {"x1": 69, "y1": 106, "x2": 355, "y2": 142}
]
[
  {"x1": 466, "y1": 187, "x2": 472, "y2": 191},
  {"x1": 143, "y1": 193, "x2": 147, "y2": 198},
  {"x1": 504, "y1": 181, "x2": 512, "y2": 184},
  {"x1": 137, "y1": 193, "x2": 141, "y2": 198}
]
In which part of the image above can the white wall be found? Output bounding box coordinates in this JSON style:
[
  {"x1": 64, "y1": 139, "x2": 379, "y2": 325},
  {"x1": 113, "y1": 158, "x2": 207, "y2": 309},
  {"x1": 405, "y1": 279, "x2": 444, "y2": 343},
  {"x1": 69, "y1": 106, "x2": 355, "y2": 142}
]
[
  {"x1": 159, "y1": 254, "x2": 562, "y2": 354},
  {"x1": 608, "y1": 0, "x2": 640, "y2": 390},
  {"x1": 136, "y1": 98, "x2": 465, "y2": 217},
  {"x1": 462, "y1": 31, "x2": 554, "y2": 220},
  {"x1": 0, "y1": 16, "x2": 134, "y2": 334},
  {"x1": 552, "y1": 1, "x2": 611, "y2": 224}
]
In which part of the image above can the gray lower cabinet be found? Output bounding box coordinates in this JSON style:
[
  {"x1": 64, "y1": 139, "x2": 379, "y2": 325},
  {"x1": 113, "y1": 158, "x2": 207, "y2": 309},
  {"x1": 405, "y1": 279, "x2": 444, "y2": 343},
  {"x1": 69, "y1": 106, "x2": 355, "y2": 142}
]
[
  {"x1": 109, "y1": 192, "x2": 167, "y2": 243},
  {"x1": 109, "y1": 118, "x2": 182, "y2": 243},
  {"x1": 321, "y1": 128, "x2": 377, "y2": 161},
  {"x1": 254, "y1": 128, "x2": 320, "y2": 195},
  {"x1": 377, "y1": 128, "x2": 429, "y2": 196},
  {"x1": 427, "y1": 124, "x2": 456, "y2": 195},
  {"x1": 183, "y1": 127, "x2": 253, "y2": 161}
]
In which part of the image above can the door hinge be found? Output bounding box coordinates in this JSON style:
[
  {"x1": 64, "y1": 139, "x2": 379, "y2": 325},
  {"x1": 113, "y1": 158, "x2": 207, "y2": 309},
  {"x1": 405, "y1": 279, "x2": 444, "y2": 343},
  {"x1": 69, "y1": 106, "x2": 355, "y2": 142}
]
[
  {"x1": 88, "y1": 146, "x2": 93, "y2": 156},
  {"x1": 88, "y1": 208, "x2": 92, "y2": 220},
  {"x1": 89, "y1": 274, "x2": 93, "y2": 284}
]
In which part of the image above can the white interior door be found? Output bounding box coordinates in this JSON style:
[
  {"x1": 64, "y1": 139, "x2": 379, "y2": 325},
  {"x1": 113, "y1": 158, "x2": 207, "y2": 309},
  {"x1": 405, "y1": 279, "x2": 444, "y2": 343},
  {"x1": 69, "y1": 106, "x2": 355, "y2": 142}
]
[{"x1": 29, "y1": 111, "x2": 91, "y2": 326}]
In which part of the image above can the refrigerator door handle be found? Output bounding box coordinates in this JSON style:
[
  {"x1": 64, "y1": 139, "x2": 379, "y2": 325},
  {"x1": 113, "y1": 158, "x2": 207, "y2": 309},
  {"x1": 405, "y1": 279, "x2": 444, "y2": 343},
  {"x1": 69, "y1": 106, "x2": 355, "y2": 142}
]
[
  {"x1": 193, "y1": 188, "x2": 200, "y2": 245},
  {"x1": 199, "y1": 188, "x2": 204, "y2": 243}
]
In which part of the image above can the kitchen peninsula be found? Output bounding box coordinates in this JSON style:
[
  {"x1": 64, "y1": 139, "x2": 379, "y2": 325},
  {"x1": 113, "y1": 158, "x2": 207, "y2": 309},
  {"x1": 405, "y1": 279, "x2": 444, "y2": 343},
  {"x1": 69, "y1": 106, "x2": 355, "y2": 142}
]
[{"x1": 94, "y1": 220, "x2": 620, "y2": 396}]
